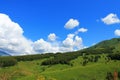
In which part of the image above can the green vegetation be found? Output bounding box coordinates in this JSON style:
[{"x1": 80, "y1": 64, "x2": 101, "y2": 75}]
[
  {"x1": 0, "y1": 54, "x2": 120, "y2": 80},
  {"x1": 108, "y1": 53, "x2": 120, "y2": 60},
  {"x1": 41, "y1": 52, "x2": 82, "y2": 65},
  {"x1": 86, "y1": 38, "x2": 120, "y2": 54},
  {"x1": 0, "y1": 57, "x2": 17, "y2": 67},
  {"x1": 0, "y1": 38, "x2": 120, "y2": 80}
]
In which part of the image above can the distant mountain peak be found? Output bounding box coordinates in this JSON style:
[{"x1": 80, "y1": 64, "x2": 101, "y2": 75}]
[{"x1": 0, "y1": 50, "x2": 11, "y2": 56}]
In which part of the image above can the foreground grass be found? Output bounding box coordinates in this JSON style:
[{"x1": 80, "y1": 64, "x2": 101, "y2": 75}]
[{"x1": 0, "y1": 55, "x2": 120, "y2": 80}]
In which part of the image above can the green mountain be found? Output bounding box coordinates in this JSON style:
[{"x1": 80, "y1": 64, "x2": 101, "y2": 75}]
[{"x1": 81, "y1": 38, "x2": 120, "y2": 54}]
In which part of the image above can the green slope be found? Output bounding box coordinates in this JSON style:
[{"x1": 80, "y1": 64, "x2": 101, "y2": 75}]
[
  {"x1": 81, "y1": 38, "x2": 120, "y2": 54},
  {"x1": 93, "y1": 38, "x2": 120, "y2": 48},
  {"x1": 0, "y1": 38, "x2": 120, "y2": 80},
  {"x1": 0, "y1": 55, "x2": 120, "y2": 80}
]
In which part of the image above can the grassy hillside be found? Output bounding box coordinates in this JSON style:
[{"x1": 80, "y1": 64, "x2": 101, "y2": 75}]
[
  {"x1": 0, "y1": 38, "x2": 120, "y2": 80},
  {"x1": 0, "y1": 54, "x2": 120, "y2": 80},
  {"x1": 88, "y1": 38, "x2": 120, "y2": 53}
]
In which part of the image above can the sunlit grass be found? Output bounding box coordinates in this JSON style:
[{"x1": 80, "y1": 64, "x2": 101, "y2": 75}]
[{"x1": 0, "y1": 55, "x2": 120, "y2": 80}]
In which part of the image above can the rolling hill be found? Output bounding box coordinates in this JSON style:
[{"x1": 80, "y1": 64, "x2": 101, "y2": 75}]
[
  {"x1": 0, "y1": 38, "x2": 120, "y2": 80},
  {"x1": 90, "y1": 38, "x2": 120, "y2": 49},
  {"x1": 81, "y1": 38, "x2": 120, "y2": 54}
]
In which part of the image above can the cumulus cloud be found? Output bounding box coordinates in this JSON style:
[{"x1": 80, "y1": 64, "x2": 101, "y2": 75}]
[
  {"x1": 0, "y1": 13, "x2": 34, "y2": 55},
  {"x1": 75, "y1": 28, "x2": 88, "y2": 35},
  {"x1": 78, "y1": 28, "x2": 88, "y2": 32},
  {"x1": 48, "y1": 33, "x2": 57, "y2": 41},
  {"x1": 34, "y1": 34, "x2": 84, "y2": 53},
  {"x1": 0, "y1": 13, "x2": 85, "y2": 55},
  {"x1": 67, "y1": 34, "x2": 75, "y2": 39},
  {"x1": 114, "y1": 29, "x2": 120, "y2": 36},
  {"x1": 61, "y1": 34, "x2": 83, "y2": 52},
  {"x1": 101, "y1": 13, "x2": 120, "y2": 25},
  {"x1": 74, "y1": 36, "x2": 83, "y2": 49},
  {"x1": 33, "y1": 39, "x2": 59, "y2": 53},
  {"x1": 64, "y1": 18, "x2": 79, "y2": 29},
  {"x1": 33, "y1": 33, "x2": 84, "y2": 53},
  {"x1": 63, "y1": 34, "x2": 74, "y2": 48}
]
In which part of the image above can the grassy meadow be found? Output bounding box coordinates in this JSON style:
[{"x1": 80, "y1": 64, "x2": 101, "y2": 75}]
[{"x1": 0, "y1": 54, "x2": 120, "y2": 80}]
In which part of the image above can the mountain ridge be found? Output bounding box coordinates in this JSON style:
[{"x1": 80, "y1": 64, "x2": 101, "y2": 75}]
[{"x1": 83, "y1": 38, "x2": 120, "y2": 54}]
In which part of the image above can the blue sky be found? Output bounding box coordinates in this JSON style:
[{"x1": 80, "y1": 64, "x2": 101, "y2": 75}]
[{"x1": 0, "y1": 0, "x2": 120, "y2": 55}]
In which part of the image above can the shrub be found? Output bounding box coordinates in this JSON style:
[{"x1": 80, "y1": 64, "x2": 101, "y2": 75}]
[
  {"x1": 0, "y1": 57, "x2": 17, "y2": 67},
  {"x1": 106, "y1": 72, "x2": 113, "y2": 80}
]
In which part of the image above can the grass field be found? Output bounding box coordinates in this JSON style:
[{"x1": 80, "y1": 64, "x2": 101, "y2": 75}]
[{"x1": 0, "y1": 54, "x2": 120, "y2": 80}]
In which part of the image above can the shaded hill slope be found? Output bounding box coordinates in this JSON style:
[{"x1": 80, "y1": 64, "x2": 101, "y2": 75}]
[{"x1": 81, "y1": 38, "x2": 120, "y2": 54}]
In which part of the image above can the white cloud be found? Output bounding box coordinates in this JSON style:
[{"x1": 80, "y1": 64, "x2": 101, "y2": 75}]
[
  {"x1": 33, "y1": 39, "x2": 59, "y2": 53},
  {"x1": 67, "y1": 34, "x2": 75, "y2": 39},
  {"x1": 63, "y1": 34, "x2": 74, "y2": 48},
  {"x1": 33, "y1": 39, "x2": 51, "y2": 53},
  {"x1": 0, "y1": 13, "x2": 34, "y2": 55},
  {"x1": 34, "y1": 33, "x2": 84, "y2": 53},
  {"x1": 61, "y1": 34, "x2": 83, "y2": 52},
  {"x1": 114, "y1": 29, "x2": 120, "y2": 36},
  {"x1": 48, "y1": 33, "x2": 57, "y2": 41},
  {"x1": 64, "y1": 18, "x2": 79, "y2": 29},
  {"x1": 101, "y1": 13, "x2": 120, "y2": 25},
  {"x1": 0, "y1": 13, "x2": 85, "y2": 55},
  {"x1": 75, "y1": 28, "x2": 88, "y2": 35},
  {"x1": 74, "y1": 36, "x2": 83, "y2": 49},
  {"x1": 78, "y1": 28, "x2": 88, "y2": 33}
]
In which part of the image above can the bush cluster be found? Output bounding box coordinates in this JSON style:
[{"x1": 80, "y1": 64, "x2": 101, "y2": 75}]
[
  {"x1": 41, "y1": 52, "x2": 82, "y2": 65},
  {"x1": 82, "y1": 55, "x2": 100, "y2": 66},
  {"x1": 0, "y1": 57, "x2": 17, "y2": 67},
  {"x1": 107, "y1": 53, "x2": 120, "y2": 60},
  {"x1": 14, "y1": 53, "x2": 54, "y2": 61},
  {"x1": 0, "y1": 53, "x2": 54, "y2": 67}
]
